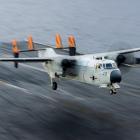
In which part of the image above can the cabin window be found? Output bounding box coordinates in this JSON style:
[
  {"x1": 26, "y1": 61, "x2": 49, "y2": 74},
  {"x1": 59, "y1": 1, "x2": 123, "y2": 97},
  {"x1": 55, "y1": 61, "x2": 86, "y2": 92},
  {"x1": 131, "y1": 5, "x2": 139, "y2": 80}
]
[
  {"x1": 99, "y1": 63, "x2": 103, "y2": 69},
  {"x1": 96, "y1": 63, "x2": 102, "y2": 69}
]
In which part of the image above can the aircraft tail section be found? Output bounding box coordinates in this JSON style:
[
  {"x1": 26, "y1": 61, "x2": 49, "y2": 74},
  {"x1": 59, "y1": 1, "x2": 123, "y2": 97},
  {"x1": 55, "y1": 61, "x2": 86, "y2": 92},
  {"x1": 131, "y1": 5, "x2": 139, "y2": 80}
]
[{"x1": 38, "y1": 48, "x2": 57, "y2": 58}]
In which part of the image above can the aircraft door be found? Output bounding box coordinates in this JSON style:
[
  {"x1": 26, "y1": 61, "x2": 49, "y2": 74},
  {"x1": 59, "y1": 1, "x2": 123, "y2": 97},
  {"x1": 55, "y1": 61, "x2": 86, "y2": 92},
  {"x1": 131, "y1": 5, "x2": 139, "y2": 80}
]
[
  {"x1": 93, "y1": 63, "x2": 103, "y2": 84},
  {"x1": 95, "y1": 63, "x2": 109, "y2": 84},
  {"x1": 83, "y1": 61, "x2": 100, "y2": 84},
  {"x1": 83, "y1": 67, "x2": 94, "y2": 84}
]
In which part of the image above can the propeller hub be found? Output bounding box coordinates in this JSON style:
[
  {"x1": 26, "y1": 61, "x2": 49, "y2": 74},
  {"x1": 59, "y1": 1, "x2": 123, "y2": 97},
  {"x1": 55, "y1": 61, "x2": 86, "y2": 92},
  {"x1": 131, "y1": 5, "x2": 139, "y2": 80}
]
[{"x1": 116, "y1": 54, "x2": 126, "y2": 66}]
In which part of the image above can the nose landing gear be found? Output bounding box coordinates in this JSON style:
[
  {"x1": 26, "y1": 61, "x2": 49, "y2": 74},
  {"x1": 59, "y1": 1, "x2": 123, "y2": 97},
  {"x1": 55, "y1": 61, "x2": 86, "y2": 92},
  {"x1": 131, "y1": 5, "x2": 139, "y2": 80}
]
[
  {"x1": 109, "y1": 83, "x2": 120, "y2": 95},
  {"x1": 110, "y1": 89, "x2": 117, "y2": 95}
]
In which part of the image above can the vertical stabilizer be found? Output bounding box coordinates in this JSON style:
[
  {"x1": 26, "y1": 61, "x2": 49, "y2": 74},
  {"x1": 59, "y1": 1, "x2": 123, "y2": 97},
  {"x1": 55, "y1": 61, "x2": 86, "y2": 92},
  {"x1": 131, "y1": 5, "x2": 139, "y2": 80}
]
[{"x1": 38, "y1": 48, "x2": 57, "y2": 58}]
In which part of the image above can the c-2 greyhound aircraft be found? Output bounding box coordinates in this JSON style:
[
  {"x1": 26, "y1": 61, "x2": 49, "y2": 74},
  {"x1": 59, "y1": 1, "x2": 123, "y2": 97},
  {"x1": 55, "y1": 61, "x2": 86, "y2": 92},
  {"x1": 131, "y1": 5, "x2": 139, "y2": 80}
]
[{"x1": 0, "y1": 34, "x2": 140, "y2": 94}]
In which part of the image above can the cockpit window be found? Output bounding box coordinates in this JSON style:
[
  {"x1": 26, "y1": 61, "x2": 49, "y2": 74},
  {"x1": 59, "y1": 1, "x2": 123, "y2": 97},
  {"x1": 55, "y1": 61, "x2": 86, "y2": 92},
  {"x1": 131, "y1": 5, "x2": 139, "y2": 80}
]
[
  {"x1": 112, "y1": 63, "x2": 117, "y2": 68},
  {"x1": 106, "y1": 63, "x2": 113, "y2": 69},
  {"x1": 103, "y1": 63, "x2": 117, "y2": 69}
]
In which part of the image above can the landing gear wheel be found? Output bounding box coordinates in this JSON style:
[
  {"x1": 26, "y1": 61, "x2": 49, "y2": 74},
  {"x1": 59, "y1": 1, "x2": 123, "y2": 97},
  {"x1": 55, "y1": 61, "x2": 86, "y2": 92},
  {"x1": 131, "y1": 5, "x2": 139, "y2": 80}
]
[
  {"x1": 113, "y1": 91, "x2": 117, "y2": 94},
  {"x1": 110, "y1": 89, "x2": 113, "y2": 95},
  {"x1": 52, "y1": 82, "x2": 57, "y2": 90},
  {"x1": 110, "y1": 89, "x2": 117, "y2": 95}
]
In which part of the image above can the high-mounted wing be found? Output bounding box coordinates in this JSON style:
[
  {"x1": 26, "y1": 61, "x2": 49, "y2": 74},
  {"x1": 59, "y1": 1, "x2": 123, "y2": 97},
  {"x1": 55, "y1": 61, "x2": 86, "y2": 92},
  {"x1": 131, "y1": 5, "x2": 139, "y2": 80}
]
[
  {"x1": 0, "y1": 56, "x2": 53, "y2": 68},
  {"x1": 120, "y1": 48, "x2": 140, "y2": 54},
  {"x1": 0, "y1": 57, "x2": 52, "y2": 62},
  {"x1": 92, "y1": 47, "x2": 140, "y2": 57},
  {"x1": 91, "y1": 47, "x2": 140, "y2": 67}
]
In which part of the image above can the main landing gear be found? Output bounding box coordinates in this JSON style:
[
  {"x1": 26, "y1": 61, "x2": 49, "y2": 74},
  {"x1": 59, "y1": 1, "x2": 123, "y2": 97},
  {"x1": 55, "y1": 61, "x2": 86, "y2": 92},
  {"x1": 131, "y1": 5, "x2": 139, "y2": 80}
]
[
  {"x1": 51, "y1": 74, "x2": 58, "y2": 90},
  {"x1": 52, "y1": 81, "x2": 57, "y2": 90}
]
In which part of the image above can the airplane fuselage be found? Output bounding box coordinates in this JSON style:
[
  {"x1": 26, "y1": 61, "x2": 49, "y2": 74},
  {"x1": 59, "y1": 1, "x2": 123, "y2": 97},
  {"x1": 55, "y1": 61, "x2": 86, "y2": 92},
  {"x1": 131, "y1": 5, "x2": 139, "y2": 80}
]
[
  {"x1": 43, "y1": 54, "x2": 121, "y2": 89},
  {"x1": 37, "y1": 48, "x2": 122, "y2": 93}
]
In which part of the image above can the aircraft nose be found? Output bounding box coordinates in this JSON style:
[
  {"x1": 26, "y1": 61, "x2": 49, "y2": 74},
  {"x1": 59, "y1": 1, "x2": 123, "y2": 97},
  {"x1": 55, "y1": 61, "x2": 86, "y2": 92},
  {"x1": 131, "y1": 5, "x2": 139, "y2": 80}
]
[{"x1": 110, "y1": 70, "x2": 122, "y2": 83}]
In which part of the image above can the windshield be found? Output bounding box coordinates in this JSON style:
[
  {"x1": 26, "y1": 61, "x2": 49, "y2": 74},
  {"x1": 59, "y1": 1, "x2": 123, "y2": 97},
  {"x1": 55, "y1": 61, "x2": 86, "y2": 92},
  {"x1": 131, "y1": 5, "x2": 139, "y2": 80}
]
[{"x1": 103, "y1": 63, "x2": 117, "y2": 69}]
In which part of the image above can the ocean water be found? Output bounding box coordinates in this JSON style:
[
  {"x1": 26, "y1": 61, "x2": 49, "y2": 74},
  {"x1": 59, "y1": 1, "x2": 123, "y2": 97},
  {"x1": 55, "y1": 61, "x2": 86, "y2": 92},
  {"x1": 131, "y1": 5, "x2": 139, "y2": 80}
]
[{"x1": 0, "y1": 0, "x2": 140, "y2": 53}]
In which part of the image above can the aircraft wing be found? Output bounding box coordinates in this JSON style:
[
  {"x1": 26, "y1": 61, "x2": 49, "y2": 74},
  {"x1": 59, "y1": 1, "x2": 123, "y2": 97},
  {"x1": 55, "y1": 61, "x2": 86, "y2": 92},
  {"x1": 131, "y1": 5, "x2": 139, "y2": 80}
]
[
  {"x1": 91, "y1": 47, "x2": 140, "y2": 58},
  {"x1": 0, "y1": 57, "x2": 53, "y2": 62},
  {"x1": 109, "y1": 47, "x2": 140, "y2": 55},
  {"x1": 91, "y1": 47, "x2": 140, "y2": 66}
]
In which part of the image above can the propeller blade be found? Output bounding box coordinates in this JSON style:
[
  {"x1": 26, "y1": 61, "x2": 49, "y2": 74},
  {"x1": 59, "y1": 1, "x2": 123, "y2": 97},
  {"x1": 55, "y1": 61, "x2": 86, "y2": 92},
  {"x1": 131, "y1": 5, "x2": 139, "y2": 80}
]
[
  {"x1": 55, "y1": 34, "x2": 63, "y2": 48},
  {"x1": 27, "y1": 35, "x2": 34, "y2": 50}
]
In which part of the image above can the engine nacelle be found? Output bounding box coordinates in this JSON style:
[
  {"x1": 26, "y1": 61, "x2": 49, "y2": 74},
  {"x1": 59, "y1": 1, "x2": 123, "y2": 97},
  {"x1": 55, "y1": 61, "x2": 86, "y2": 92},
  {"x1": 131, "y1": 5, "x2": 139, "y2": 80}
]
[
  {"x1": 68, "y1": 35, "x2": 76, "y2": 56},
  {"x1": 61, "y1": 59, "x2": 77, "y2": 76},
  {"x1": 12, "y1": 40, "x2": 20, "y2": 68}
]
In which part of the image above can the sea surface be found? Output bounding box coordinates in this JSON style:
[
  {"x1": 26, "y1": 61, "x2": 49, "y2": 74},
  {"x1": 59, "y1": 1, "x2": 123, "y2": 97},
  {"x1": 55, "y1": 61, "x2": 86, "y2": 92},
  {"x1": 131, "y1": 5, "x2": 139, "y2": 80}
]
[{"x1": 0, "y1": 0, "x2": 140, "y2": 53}]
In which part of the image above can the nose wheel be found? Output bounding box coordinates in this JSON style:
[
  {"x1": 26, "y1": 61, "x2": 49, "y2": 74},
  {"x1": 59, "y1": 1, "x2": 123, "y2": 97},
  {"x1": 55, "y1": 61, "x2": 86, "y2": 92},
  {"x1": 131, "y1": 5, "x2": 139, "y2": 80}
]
[
  {"x1": 109, "y1": 83, "x2": 120, "y2": 95},
  {"x1": 110, "y1": 89, "x2": 117, "y2": 95}
]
